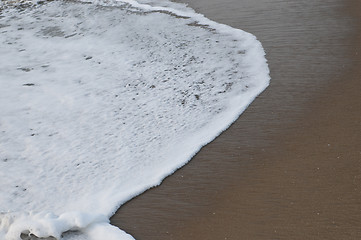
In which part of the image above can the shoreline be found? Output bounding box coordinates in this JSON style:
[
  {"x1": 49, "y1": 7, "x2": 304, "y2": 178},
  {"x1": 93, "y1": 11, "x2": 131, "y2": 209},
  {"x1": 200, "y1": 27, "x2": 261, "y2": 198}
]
[{"x1": 111, "y1": 0, "x2": 361, "y2": 239}]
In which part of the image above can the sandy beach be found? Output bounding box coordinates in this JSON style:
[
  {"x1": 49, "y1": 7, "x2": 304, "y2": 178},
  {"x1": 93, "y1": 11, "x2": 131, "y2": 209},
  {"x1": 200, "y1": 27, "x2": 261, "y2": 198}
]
[{"x1": 111, "y1": 0, "x2": 361, "y2": 239}]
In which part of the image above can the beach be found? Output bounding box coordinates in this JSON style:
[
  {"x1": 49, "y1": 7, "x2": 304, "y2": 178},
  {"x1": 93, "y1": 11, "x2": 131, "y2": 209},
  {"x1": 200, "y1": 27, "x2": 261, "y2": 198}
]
[
  {"x1": 1, "y1": 1, "x2": 269, "y2": 239},
  {"x1": 111, "y1": 0, "x2": 361, "y2": 239}
]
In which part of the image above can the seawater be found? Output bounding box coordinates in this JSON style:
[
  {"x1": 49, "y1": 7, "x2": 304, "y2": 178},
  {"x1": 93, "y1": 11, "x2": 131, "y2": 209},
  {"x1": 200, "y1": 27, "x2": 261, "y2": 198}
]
[{"x1": 0, "y1": 0, "x2": 269, "y2": 239}]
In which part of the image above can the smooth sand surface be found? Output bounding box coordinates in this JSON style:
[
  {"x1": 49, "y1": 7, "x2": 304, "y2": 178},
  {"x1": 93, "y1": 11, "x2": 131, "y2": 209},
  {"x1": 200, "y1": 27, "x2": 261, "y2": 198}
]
[{"x1": 111, "y1": 0, "x2": 361, "y2": 239}]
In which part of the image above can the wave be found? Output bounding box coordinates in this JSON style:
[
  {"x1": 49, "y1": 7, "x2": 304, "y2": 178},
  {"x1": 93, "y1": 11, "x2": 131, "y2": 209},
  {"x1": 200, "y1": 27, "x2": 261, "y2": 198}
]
[{"x1": 0, "y1": 0, "x2": 269, "y2": 239}]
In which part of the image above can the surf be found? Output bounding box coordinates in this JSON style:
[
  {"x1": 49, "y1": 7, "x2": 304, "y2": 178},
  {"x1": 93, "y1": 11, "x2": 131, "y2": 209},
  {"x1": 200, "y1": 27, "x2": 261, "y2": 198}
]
[{"x1": 0, "y1": 0, "x2": 269, "y2": 239}]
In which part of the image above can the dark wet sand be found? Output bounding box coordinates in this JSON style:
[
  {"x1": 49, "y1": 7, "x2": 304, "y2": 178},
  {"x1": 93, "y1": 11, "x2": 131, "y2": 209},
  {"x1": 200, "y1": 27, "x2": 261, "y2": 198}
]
[{"x1": 111, "y1": 0, "x2": 361, "y2": 239}]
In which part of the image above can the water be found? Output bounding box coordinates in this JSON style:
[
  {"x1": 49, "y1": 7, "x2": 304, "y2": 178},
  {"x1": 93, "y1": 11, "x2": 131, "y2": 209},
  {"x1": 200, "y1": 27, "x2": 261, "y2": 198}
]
[
  {"x1": 0, "y1": 0, "x2": 269, "y2": 239},
  {"x1": 112, "y1": 0, "x2": 360, "y2": 239}
]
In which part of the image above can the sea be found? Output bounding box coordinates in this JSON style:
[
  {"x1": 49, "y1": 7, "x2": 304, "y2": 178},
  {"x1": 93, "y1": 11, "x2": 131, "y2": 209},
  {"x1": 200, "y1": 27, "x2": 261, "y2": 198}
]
[{"x1": 0, "y1": 0, "x2": 269, "y2": 239}]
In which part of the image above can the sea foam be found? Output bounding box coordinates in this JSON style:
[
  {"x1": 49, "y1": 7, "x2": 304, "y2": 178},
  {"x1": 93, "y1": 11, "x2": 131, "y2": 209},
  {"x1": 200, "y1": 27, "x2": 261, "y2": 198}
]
[{"x1": 0, "y1": 0, "x2": 270, "y2": 239}]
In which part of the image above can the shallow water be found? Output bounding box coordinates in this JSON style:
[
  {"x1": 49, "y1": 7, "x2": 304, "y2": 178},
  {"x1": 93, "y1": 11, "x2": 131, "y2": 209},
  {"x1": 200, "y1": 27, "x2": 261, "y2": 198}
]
[
  {"x1": 0, "y1": 0, "x2": 269, "y2": 239},
  {"x1": 112, "y1": 0, "x2": 361, "y2": 239}
]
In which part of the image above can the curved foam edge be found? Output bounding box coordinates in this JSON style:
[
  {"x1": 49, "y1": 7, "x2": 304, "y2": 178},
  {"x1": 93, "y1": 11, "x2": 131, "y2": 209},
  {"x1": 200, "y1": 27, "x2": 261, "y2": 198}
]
[
  {"x1": 94, "y1": 0, "x2": 270, "y2": 237},
  {"x1": 0, "y1": 0, "x2": 270, "y2": 239},
  {"x1": 97, "y1": 0, "x2": 270, "y2": 214}
]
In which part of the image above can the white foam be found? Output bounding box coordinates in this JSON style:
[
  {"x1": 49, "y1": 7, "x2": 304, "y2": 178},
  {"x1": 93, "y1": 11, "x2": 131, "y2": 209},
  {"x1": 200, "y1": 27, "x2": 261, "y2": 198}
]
[{"x1": 0, "y1": 0, "x2": 270, "y2": 239}]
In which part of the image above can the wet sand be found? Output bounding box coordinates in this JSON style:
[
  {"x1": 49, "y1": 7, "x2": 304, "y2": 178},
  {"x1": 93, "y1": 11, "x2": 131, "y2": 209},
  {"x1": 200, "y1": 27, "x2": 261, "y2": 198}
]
[{"x1": 111, "y1": 0, "x2": 361, "y2": 239}]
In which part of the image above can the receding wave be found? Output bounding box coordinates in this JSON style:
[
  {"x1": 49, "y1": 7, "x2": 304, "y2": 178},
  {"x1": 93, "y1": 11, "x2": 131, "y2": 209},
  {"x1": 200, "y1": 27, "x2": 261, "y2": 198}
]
[{"x1": 0, "y1": 0, "x2": 269, "y2": 239}]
